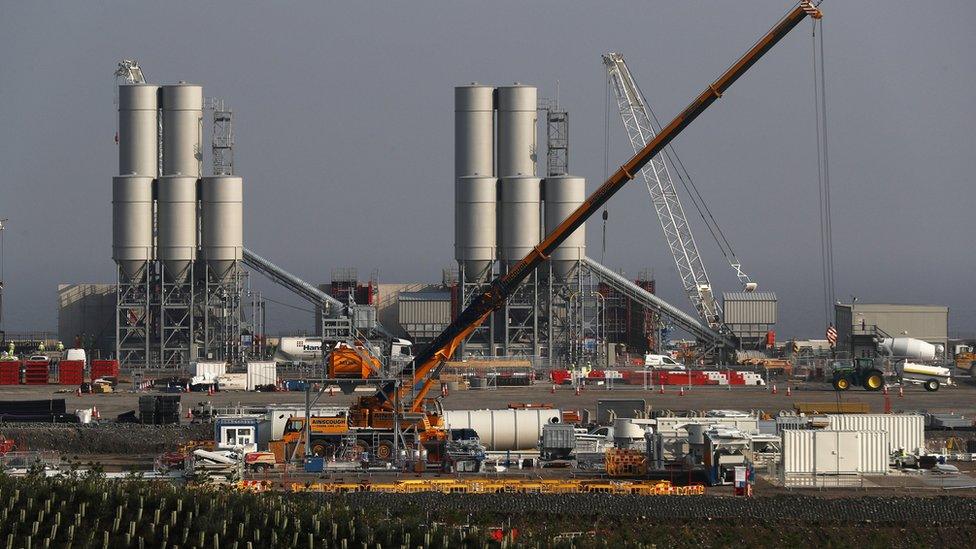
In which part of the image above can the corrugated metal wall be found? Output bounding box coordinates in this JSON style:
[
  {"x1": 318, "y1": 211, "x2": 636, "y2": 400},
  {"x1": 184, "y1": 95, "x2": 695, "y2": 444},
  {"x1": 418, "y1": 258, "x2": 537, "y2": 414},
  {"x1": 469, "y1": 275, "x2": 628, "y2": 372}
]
[
  {"x1": 782, "y1": 430, "x2": 889, "y2": 475},
  {"x1": 826, "y1": 414, "x2": 924, "y2": 455},
  {"x1": 722, "y1": 292, "x2": 777, "y2": 325}
]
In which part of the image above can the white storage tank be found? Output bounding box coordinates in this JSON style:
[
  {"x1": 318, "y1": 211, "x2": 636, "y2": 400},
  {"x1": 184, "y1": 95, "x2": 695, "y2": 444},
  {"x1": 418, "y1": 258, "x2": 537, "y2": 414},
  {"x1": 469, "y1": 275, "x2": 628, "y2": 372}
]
[
  {"x1": 543, "y1": 175, "x2": 586, "y2": 279},
  {"x1": 498, "y1": 176, "x2": 541, "y2": 269},
  {"x1": 245, "y1": 361, "x2": 277, "y2": 391},
  {"x1": 454, "y1": 84, "x2": 495, "y2": 178},
  {"x1": 201, "y1": 175, "x2": 243, "y2": 280},
  {"x1": 160, "y1": 83, "x2": 203, "y2": 177},
  {"x1": 455, "y1": 175, "x2": 497, "y2": 281},
  {"x1": 112, "y1": 175, "x2": 154, "y2": 279},
  {"x1": 117, "y1": 84, "x2": 159, "y2": 177},
  {"x1": 782, "y1": 429, "x2": 889, "y2": 475},
  {"x1": 157, "y1": 175, "x2": 198, "y2": 280},
  {"x1": 496, "y1": 85, "x2": 537, "y2": 177},
  {"x1": 442, "y1": 408, "x2": 560, "y2": 451},
  {"x1": 825, "y1": 414, "x2": 924, "y2": 455}
]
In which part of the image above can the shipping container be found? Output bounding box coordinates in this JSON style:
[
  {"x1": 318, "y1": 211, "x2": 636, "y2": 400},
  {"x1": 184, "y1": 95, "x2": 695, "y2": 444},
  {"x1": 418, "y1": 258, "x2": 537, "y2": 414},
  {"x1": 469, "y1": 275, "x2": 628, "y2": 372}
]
[
  {"x1": 825, "y1": 414, "x2": 924, "y2": 455},
  {"x1": 782, "y1": 429, "x2": 889, "y2": 475},
  {"x1": 596, "y1": 399, "x2": 647, "y2": 424},
  {"x1": 189, "y1": 361, "x2": 226, "y2": 380},
  {"x1": 245, "y1": 361, "x2": 277, "y2": 391}
]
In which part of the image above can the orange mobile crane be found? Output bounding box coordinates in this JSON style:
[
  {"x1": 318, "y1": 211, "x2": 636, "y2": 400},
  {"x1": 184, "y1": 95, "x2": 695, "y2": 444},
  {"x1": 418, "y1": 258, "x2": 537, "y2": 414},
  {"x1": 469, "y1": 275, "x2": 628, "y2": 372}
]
[{"x1": 343, "y1": 1, "x2": 824, "y2": 449}]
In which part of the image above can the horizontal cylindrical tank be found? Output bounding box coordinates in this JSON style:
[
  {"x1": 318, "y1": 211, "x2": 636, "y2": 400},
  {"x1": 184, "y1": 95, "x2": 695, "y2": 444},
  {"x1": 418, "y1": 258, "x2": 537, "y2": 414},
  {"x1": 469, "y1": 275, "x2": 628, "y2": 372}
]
[
  {"x1": 455, "y1": 175, "x2": 496, "y2": 281},
  {"x1": 496, "y1": 85, "x2": 537, "y2": 177},
  {"x1": 499, "y1": 176, "x2": 541, "y2": 268},
  {"x1": 274, "y1": 337, "x2": 323, "y2": 364},
  {"x1": 455, "y1": 85, "x2": 495, "y2": 178},
  {"x1": 118, "y1": 84, "x2": 159, "y2": 177},
  {"x1": 442, "y1": 408, "x2": 561, "y2": 451},
  {"x1": 543, "y1": 175, "x2": 586, "y2": 279},
  {"x1": 880, "y1": 337, "x2": 937, "y2": 361},
  {"x1": 112, "y1": 175, "x2": 154, "y2": 279},
  {"x1": 201, "y1": 175, "x2": 244, "y2": 280},
  {"x1": 157, "y1": 175, "x2": 198, "y2": 280},
  {"x1": 160, "y1": 83, "x2": 203, "y2": 177}
]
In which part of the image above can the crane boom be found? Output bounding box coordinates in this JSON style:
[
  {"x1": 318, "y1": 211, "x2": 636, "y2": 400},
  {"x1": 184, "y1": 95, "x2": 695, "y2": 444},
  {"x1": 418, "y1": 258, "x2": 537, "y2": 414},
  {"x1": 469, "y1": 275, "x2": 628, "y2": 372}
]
[
  {"x1": 604, "y1": 52, "x2": 724, "y2": 327},
  {"x1": 385, "y1": 1, "x2": 822, "y2": 412}
]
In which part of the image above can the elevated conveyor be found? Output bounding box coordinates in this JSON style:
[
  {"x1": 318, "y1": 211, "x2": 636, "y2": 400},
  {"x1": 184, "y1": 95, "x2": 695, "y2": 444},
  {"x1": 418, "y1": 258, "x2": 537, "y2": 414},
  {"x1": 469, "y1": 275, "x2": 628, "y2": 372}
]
[{"x1": 582, "y1": 257, "x2": 734, "y2": 349}]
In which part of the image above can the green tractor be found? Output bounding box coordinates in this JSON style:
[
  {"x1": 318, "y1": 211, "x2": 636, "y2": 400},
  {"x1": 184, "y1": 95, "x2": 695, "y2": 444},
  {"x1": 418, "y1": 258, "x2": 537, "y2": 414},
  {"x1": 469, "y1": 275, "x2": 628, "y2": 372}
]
[{"x1": 831, "y1": 358, "x2": 885, "y2": 391}]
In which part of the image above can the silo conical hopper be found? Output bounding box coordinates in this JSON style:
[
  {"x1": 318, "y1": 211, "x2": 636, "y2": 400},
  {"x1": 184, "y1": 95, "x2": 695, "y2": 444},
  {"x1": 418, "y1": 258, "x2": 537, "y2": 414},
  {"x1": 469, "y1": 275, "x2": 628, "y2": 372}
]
[
  {"x1": 157, "y1": 175, "x2": 198, "y2": 281},
  {"x1": 112, "y1": 175, "x2": 154, "y2": 279}
]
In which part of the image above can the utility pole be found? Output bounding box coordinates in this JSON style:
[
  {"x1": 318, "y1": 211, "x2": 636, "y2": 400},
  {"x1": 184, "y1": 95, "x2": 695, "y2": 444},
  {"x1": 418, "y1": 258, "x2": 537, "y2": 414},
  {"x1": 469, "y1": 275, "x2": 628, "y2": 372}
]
[{"x1": 0, "y1": 218, "x2": 7, "y2": 341}]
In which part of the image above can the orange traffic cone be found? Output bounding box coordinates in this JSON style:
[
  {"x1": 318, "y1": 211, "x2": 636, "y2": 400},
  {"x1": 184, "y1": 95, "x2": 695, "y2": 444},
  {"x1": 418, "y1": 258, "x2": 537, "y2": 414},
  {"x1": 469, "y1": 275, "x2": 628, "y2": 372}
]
[
  {"x1": 771, "y1": 384, "x2": 778, "y2": 395},
  {"x1": 659, "y1": 385, "x2": 665, "y2": 395},
  {"x1": 786, "y1": 385, "x2": 792, "y2": 397},
  {"x1": 550, "y1": 384, "x2": 556, "y2": 394},
  {"x1": 92, "y1": 406, "x2": 100, "y2": 420},
  {"x1": 574, "y1": 385, "x2": 581, "y2": 396},
  {"x1": 329, "y1": 386, "x2": 335, "y2": 397},
  {"x1": 185, "y1": 408, "x2": 192, "y2": 420},
  {"x1": 441, "y1": 384, "x2": 448, "y2": 397},
  {"x1": 679, "y1": 387, "x2": 684, "y2": 397},
  {"x1": 883, "y1": 385, "x2": 888, "y2": 396},
  {"x1": 898, "y1": 386, "x2": 904, "y2": 398},
  {"x1": 76, "y1": 387, "x2": 81, "y2": 397}
]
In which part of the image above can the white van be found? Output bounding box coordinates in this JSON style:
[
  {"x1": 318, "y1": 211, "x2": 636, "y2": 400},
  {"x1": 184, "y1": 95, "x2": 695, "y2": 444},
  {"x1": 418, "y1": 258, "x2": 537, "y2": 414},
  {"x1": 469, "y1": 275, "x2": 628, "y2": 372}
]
[
  {"x1": 65, "y1": 348, "x2": 87, "y2": 363},
  {"x1": 643, "y1": 354, "x2": 685, "y2": 370}
]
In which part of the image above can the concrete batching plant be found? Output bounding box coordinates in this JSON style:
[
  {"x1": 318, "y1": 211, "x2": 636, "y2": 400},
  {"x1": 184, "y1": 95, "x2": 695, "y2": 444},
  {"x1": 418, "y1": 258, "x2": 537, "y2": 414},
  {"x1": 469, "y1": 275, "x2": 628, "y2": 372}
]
[{"x1": 113, "y1": 75, "x2": 251, "y2": 369}]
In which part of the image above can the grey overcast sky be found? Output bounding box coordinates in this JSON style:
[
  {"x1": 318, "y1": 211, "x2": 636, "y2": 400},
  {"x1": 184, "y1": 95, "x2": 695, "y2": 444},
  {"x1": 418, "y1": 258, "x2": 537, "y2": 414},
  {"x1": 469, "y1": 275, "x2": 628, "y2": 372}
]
[{"x1": 0, "y1": 1, "x2": 973, "y2": 339}]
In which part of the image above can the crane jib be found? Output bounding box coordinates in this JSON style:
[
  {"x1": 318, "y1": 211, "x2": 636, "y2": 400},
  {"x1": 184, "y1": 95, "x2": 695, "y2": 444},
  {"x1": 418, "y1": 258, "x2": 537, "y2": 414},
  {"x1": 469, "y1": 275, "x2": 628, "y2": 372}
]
[{"x1": 383, "y1": 1, "x2": 820, "y2": 407}]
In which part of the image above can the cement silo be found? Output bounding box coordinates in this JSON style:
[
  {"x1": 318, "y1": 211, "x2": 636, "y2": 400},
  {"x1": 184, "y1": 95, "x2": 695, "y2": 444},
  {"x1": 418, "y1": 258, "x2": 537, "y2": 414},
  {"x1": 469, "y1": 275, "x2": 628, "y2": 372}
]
[
  {"x1": 118, "y1": 84, "x2": 159, "y2": 176},
  {"x1": 543, "y1": 176, "x2": 586, "y2": 279},
  {"x1": 156, "y1": 175, "x2": 198, "y2": 280},
  {"x1": 160, "y1": 83, "x2": 203, "y2": 177},
  {"x1": 455, "y1": 175, "x2": 496, "y2": 281},
  {"x1": 496, "y1": 85, "x2": 537, "y2": 177},
  {"x1": 499, "y1": 176, "x2": 541, "y2": 269},
  {"x1": 455, "y1": 85, "x2": 497, "y2": 281},
  {"x1": 454, "y1": 84, "x2": 495, "y2": 178},
  {"x1": 201, "y1": 175, "x2": 244, "y2": 281},
  {"x1": 112, "y1": 175, "x2": 154, "y2": 279}
]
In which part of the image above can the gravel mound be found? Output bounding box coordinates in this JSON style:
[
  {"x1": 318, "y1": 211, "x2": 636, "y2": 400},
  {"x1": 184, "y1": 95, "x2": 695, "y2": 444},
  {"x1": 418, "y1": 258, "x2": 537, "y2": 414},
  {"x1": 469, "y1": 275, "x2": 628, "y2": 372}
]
[{"x1": 1, "y1": 422, "x2": 212, "y2": 454}]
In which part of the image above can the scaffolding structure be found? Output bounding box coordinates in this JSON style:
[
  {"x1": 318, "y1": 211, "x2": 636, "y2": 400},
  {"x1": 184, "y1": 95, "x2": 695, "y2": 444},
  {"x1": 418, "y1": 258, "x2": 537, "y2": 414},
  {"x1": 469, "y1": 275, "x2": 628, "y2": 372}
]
[
  {"x1": 115, "y1": 265, "x2": 152, "y2": 368},
  {"x1": 159, "y1": 263, "x2": 194, "y2": 368}
]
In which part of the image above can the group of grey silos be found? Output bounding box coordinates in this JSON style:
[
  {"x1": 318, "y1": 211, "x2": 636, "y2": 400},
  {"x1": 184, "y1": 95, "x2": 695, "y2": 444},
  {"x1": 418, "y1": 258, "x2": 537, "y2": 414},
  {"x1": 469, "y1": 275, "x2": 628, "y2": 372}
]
[
  {"x1": 113, "y1": 83, "x2": 243, "y2": 283},
  {"x1": 454, "y1": 84, "x2": 585, "y2": 283}
]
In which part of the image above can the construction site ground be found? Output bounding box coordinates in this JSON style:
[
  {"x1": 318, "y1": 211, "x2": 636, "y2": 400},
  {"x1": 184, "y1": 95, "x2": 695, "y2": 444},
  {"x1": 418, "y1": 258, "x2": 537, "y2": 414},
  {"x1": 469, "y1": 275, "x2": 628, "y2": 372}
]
[{"x1": 1, "y1": 377, "x2": 974, "y2": 418}]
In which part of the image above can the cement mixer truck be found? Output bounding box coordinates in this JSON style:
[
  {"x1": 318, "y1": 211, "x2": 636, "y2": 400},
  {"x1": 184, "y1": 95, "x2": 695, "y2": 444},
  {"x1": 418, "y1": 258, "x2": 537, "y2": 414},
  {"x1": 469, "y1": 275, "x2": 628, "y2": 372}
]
[{"x1": 832, "y1": 337, "x2": 951, "y2": 392}]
